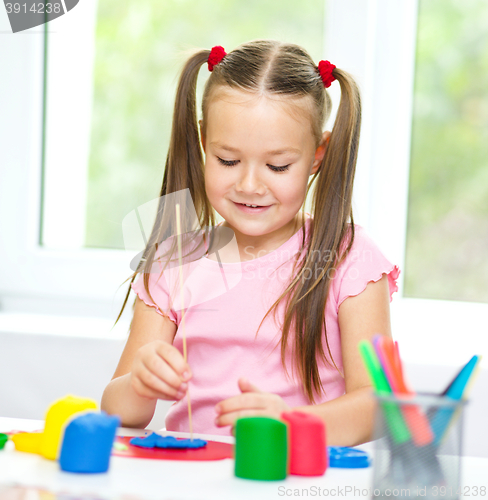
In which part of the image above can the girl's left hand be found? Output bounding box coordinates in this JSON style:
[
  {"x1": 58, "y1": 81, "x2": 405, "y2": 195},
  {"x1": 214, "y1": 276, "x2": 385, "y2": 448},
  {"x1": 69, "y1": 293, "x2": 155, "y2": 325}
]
[{"x1": 214, "y1": 377, "x2": 290, "y2": 430}]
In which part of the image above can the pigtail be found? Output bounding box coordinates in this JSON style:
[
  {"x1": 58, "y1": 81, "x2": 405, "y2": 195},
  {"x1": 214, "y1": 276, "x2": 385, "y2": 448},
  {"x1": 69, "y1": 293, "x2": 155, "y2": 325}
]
[
  {"x1": 163, "y1": 49, "x2": 214, "y2": 220},
  {"x1": 309, "y1": 68, "x2": 361, "y2": 272},
  {"x1": 295, "y1": 68, "x2": 361, "y2": 401},
  {"x1": 315, "y1": 68, "x2": 361, "y2": 236},
  {"x1": 114, "y1": 49, "x2": 216, "y2": 327},
  {"x1": 261, "y1": 67, "x2": 362, "y2": 403}
]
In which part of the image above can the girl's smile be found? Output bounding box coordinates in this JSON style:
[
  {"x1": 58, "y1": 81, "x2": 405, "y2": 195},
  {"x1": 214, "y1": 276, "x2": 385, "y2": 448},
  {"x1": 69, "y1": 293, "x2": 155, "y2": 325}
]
[
  {"x1": 200, "y1": 88, "x2": 328, "y2": 258},
  {"x1": 233, "y1": 202, "x2": 272, "y2": 214}
]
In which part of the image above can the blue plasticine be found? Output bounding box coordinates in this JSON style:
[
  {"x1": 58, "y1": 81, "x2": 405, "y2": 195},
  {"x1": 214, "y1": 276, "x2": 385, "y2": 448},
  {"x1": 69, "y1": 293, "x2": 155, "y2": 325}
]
[
  {"x1": 328, "y1": 446, "x2": 371, "y2": 468},
  {"x1": 130, "y1": 433, "x2": 207, "y2": 449},
  {"x1": 59, "y1": 412, "x2": 120, "y2": 473},
  {"x1": 129, "y1": 433, "x2": 161, "y2": 448},
  {"x1": 156, "y1": 436, "x2": 207, "y2": 449}
]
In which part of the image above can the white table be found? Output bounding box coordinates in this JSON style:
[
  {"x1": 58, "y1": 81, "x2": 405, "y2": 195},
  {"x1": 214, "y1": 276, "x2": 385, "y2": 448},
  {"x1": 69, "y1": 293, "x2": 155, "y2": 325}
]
[{"x1": 0, "y1": 418, "x2": 487, "y2": 500}]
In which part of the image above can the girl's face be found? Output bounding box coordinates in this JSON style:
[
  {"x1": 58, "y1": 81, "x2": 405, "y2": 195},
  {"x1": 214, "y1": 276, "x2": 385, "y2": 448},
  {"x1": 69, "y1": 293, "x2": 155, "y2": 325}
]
[{"x1": 201, "y1": 88, "x2": 329, "y2": 253}]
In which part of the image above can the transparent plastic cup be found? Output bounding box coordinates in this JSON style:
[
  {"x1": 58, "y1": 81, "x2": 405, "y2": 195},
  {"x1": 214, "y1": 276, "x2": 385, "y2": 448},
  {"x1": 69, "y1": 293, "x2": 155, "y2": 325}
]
[{"x1": 372, "y1": 393, "x2": 466, "y2": 500}]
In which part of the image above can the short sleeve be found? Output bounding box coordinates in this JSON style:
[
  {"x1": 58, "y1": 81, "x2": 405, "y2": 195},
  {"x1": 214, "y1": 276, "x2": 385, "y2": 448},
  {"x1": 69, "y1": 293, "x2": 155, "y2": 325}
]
[
  {"x1": 131, "y1": 271, "x2": 178, "y2": 325},
  {"x1": 331, "y1": 225, "x2": 400, "y2": 313}
]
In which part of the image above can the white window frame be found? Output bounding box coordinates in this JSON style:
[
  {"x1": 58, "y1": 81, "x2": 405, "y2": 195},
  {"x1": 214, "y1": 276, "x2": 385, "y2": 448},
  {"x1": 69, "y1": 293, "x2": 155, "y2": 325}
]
[{"x1": 0, "y1": 0, "x2": 487, "y2": 361}]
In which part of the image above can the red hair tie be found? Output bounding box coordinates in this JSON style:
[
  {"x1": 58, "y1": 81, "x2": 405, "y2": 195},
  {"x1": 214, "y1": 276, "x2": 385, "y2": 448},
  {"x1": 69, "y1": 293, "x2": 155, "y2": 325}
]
[
  {"x1": 317, "y1": 60, "x2": 336, "y2": 88},
  {"x1": 208, "y1": 46, "x2": 227, "y2": 72}
]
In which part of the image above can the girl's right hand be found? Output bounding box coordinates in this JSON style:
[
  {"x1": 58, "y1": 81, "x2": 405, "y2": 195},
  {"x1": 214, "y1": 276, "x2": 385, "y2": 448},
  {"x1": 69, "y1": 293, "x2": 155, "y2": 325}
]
[{"x1": 129, "y1": 340, "x2": 192, "y2": 401}]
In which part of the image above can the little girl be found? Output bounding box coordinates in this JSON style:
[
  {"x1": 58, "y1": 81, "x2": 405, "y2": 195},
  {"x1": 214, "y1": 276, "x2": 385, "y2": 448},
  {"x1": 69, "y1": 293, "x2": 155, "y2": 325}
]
[{"x1": 101, "y1": 40, "x2": 399, "y2": 447}]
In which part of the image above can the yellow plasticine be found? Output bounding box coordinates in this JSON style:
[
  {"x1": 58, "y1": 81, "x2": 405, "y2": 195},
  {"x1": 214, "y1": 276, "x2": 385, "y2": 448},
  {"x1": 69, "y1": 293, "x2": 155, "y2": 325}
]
[
  {"x1": 11, "y1": 432, "x2": 43, "y2": 454},
  {"x1": 40, "y1": 395, "x2": 98, "y2": 460}
]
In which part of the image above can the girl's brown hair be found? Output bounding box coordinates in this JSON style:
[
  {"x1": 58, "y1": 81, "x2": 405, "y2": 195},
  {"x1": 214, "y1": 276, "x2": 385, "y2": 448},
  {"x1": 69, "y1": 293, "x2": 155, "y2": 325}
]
[{"x1": 116, "y1": 39, "x2": 361, "y2": 404}]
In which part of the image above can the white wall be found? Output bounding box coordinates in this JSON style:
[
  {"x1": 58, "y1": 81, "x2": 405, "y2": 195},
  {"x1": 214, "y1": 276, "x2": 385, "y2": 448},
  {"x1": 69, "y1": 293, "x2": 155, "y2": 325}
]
[{"x1": 0, "y1": 324, "x2": 172, "y2": 432}]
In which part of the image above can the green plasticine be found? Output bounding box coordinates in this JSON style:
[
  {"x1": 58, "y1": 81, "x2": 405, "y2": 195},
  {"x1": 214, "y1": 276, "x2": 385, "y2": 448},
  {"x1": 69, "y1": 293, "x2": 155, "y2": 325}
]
[
  {"x1": 234, "y1": 417, "x2": 288, "y2": 481},
  {"x1": 113, "y1": 441, "x2": 128, "y2": 451},
  {"x1": 0, "y1": 433, "x2": 8, "y2": 450}
]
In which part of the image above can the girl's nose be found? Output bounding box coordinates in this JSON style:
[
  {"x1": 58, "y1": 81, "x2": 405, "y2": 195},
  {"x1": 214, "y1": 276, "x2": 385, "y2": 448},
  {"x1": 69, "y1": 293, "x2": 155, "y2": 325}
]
[{"x1": 235, "y1": 166, "x2": 266, "y2": 195}]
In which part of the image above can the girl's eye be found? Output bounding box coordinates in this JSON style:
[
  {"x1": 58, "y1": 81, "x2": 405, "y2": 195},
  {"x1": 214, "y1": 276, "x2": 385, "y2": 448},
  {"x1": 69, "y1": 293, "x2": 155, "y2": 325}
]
[
  {"x1": 268, "y1": 164, "x2": 290, "y2": 172},
  {"x1": 217, "y1": 157, "x2": 239, "y2": 167},
  {"x1": 217, "y1": 157, "x2": 290, "y2": 172}
]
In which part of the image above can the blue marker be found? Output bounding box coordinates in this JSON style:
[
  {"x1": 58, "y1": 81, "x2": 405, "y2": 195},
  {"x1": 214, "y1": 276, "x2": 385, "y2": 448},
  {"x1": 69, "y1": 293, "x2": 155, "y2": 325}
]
[{"x1": 431, "y1": 355, "x2": 480, "y2": 445}]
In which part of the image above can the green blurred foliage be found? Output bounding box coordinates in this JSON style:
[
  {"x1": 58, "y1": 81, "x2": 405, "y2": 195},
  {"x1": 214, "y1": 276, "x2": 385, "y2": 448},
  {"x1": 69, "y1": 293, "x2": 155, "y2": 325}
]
[
  {"x1": 404, "y1": 0, "x2": 488, "y2": 302},
  {"x1": 84, "y1": 0, "x2": 325, "y2": 249}
]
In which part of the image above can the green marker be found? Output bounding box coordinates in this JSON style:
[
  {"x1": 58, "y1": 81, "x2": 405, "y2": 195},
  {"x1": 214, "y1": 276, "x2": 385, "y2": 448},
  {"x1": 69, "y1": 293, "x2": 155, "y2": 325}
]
[{"x1": 359, "y1": 340, "x2": 411, "y2": 444}]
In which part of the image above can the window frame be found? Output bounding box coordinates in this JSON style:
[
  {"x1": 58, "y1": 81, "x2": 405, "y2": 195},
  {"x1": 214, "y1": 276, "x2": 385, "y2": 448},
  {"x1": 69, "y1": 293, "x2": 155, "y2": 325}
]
[
  {"x1": 324, "y1": 0, "x2": 487, "y2": 365},
  {"x1": 0, "y1": 5, "x2": 131, "y2": 320},
  {"x1": 1, "y1": 0, "x2": 487, "y2": 359}
]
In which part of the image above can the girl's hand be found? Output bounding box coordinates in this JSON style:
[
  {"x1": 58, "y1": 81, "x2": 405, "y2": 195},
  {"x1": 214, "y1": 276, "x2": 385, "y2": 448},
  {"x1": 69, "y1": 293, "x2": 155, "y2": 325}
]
[
  {"x1": 214, "y1": 377, "x2": 290, "y2": 430},
  {"x1": 129, "y1": 340, "x2": 191, "y2": 402}
]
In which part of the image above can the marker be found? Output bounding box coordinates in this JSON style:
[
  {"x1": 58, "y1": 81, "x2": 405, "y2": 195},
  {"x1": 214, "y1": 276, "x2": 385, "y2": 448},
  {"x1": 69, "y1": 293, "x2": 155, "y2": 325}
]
[
  {"x1": 373, "y1": 336, "x2": 403, "y2": 391},
  {"x1": 431, "y1": 355, "x2": 481, "y2": 445},
  {"x1": 358, "y1": 340, "x2": 410, "y2": 444},
  {"x1": 360, "y1": 340, "x2": 445, "y2": 486},
  {"x1": 373, "y1": 336, "x2": 434, "y2": 446},
  {"x1": 444, "y1": 355, "x2": 480, "y2": 400}
]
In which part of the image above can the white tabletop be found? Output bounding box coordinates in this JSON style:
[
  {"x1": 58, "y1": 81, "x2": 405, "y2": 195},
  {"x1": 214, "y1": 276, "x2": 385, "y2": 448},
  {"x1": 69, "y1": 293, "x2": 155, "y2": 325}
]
[{"x1": 0, "y1": 417, "x2": 487, "y2": 500}]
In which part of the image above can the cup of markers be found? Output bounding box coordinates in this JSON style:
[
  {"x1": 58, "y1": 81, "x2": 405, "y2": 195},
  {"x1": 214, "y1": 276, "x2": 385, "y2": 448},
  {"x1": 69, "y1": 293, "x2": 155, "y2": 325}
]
[
  {"x1": 372, "y1": 393, "x2": 465, "y2": 500},
  {"x1": 359, "y1": 337, "x2": 481, "y2": 500}
]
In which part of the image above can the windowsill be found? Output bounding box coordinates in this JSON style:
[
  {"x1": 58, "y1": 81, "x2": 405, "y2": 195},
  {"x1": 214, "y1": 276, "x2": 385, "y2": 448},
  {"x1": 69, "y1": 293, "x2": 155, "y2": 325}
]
[
  {"x1": 1, "y1": 297, "x2": 486, "y2": 369},
  {"x1": 390, "y1": 297, "x2": 488, "y2": 368}
]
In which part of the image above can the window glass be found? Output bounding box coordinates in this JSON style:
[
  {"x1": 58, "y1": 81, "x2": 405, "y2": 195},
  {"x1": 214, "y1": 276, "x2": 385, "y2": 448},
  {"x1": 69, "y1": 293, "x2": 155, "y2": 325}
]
[
  {"x1": 404, "y1": 0, "x2": 488, "y2": 303},
  {"x1": 83, "y1": 0, "x2": 325, "y2": 249}
]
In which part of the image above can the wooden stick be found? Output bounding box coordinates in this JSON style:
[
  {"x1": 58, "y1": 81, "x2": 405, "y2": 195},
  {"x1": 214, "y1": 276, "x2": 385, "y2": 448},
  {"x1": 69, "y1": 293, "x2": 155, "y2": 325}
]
[{"x1": 175, "y1": 203, "x2": 193, "y2": 439}]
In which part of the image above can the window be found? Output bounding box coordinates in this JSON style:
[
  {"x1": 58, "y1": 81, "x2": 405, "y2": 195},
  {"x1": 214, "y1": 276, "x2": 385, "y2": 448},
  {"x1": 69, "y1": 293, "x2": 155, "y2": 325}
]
[
  {"x1": 1, "y1": 0, "x2": 487, "y2": 361},
  {"x1": 324, "y1": 0, "x2": 487, "y2": 366},
  {"x1": 405, "y1": 0, "x2": 488, "y2": 304},
  {"x1": 43, "y1": 0, "x2": 327, "y2": 251},
  {"x1": 0, "y1": 0, "x2": 326, "y2": 318}
]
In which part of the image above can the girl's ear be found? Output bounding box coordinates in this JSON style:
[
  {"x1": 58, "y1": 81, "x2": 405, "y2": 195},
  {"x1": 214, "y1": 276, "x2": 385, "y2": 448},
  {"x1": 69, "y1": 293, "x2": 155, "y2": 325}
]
[
  {"x1": 199, "y1": 119, "x2": 206, "y2": 153},
  {"x1": 310, "y1": 131, "x2": 331, "y2": 175}
]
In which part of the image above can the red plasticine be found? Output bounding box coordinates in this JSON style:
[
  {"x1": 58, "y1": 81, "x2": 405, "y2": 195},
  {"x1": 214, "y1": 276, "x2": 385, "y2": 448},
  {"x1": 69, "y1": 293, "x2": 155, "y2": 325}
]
[
  {"x1": 281, "y1": 411, "x2": 328, "y2": 476},
  {"x1": 112, "y1": 436, "x2": 233, "y2": 461}
]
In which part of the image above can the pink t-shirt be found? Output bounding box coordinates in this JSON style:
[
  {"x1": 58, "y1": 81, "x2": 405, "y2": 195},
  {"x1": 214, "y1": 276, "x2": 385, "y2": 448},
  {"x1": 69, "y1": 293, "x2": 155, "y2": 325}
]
[{"x1": 131, "y1": 217, "x2": 400, "y2": 435}]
